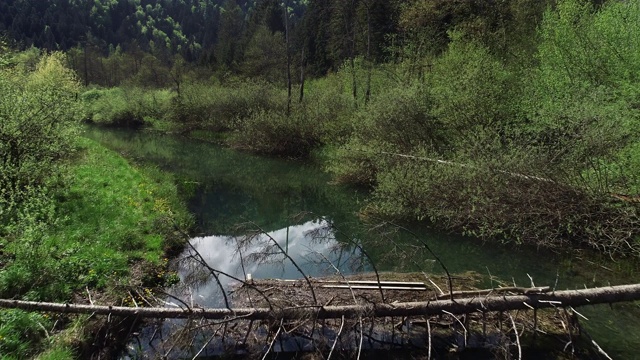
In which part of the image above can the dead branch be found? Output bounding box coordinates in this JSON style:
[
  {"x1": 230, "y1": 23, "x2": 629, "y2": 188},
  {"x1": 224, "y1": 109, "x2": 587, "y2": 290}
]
[
  {"x1": 3, "y1": 283, "x2": 640, "y2": 320},
  {"x1": 509, "y1": 312, "x2": 522, "y2": 360},
  {"x1": 327, "y1": 315, "x2": 345, "y2": 360},
  {"x1": 435, "y1": 286, "x2": 551, "y2": 300}
]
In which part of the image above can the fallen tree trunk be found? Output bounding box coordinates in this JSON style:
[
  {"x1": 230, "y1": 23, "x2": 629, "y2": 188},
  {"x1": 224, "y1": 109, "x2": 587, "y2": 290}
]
[{"x1": 1, "y1": 284, "x2": 639, "y2": 320}]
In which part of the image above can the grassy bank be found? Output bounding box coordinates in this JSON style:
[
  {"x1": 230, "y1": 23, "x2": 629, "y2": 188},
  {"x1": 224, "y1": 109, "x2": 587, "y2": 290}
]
[{"x1": 0, "y1": 137, "x2": 191, "y2": 358}]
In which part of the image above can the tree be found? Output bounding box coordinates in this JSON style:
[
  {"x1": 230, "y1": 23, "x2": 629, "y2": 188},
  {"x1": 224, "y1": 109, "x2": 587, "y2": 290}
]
[
  {"x1": 215, "y1": 0, "x2": 246, "y2": 70},
  {"x1": 241, "y1": 25, "x2": 286, "y2": 82}
]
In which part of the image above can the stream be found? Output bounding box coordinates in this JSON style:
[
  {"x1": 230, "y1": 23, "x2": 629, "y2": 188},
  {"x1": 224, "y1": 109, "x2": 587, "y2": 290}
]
[{"x1": 84, "y1": 127, "x2": 640, "y2": 358}]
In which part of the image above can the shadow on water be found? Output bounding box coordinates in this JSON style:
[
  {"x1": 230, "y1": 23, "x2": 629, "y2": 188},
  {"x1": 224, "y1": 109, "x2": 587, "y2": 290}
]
[{"x1": 84, "y1": 127, "x2": 640, "y2": 359}]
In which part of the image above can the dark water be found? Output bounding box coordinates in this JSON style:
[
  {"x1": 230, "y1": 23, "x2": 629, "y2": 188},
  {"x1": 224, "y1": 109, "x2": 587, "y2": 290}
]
[{"x1": 85, "y1": 127, "x2": 640, "y2": 358}]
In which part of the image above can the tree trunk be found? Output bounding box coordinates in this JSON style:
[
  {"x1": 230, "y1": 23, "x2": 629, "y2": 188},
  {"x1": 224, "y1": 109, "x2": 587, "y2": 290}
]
[
  {"x1": 284, "y1": 1, "x2": 292, "y2": 116},
  {"x1": 299, "y1": 47, "x2": 305, "y2": 103},
  {"x1": 364, "y1": 1, "x2": 371, "y2": 105},
  {"x1": 2, "y1": 284, "x2": 640, "y2": 320}
]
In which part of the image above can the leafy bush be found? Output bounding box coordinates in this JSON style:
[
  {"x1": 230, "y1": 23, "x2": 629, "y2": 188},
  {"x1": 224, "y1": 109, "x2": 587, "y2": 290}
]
[
  {"x1": 536, "y1": 0, "x2": 640, "y2": 99},
  {"x1": 429, "y1": 32, "x2": 518, "y2": 144},
  {"x1": 328, "y1": 15, "x2": 640, "y2": 255},
  {"x1": 81, "y1": 87, "x2": 171, "y2": 127},
  {"x1": 328, "y1": 83, "x2": 443, "y2": 186},
  {"x1": 371, "y1": 144, "x2": 639, "y2": 254},
  {"x1": 524, "y1": 0, "x2": 640, "y2": 193},
  {"x1": 231, "y1": 108, "x2": 322, "y2": 158},
  {"x1": 302, "y1": 73, "x2": 358, "y2": 145},
  {"x1": 166, "y1": 80, "x2": 286, "y2": 132},
  {"x1": 0, "y1": 52, "x2": 80, "y2": 222},
  {"x1": 81, "y1": 87, "x2": 133, "y2": 124}
]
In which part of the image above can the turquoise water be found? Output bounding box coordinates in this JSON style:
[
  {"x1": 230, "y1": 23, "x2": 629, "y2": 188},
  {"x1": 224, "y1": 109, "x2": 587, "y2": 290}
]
[{"x1": 86, "y1": 127, "x2": 640, "y2": 358}]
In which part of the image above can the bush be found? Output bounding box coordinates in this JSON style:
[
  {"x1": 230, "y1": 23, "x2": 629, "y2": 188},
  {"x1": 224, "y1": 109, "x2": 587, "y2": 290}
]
[
  {"x1": 523, "y1": 0, "x2": 640, "y2": 194},
  {"x1": 81, "y1": 87, "x2": 171, "y2": 127},
  {"x1": 371, "y1": 144, "x2": 640, "y2": 254},
  {"x1": 302, "y1": 73, "x2": 358, "y2": 145},
  {"x1": 231, "y1": 109, "x2": 321, "y2": 158},
  {"x1": 327, "y1": 83, "x2": 443, "y2": 186},
  {"x1": 0, "y1": 52, "x2": 80, "y2": 222},
  {"x1": 327, "y1": 21, "x2": 640, "y2": 255},
  {"x1": 429, "y1": 31, "x2": 518, "y2": 144},
  {"x1": 81, "y1": 87, "x2": 134, "y2": 125},
  {"x1": 166, "y1": 80, "x2": 286, "y2": 132}
]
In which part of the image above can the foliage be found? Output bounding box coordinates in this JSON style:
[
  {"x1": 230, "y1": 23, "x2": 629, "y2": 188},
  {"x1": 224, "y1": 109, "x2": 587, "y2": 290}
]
[
  {"x1": 231, "y1": 108, "x2": 321, "y2": 157},
  {"x1": 226, "y1": 62, "x2": 392, "y2": 158},
  {"x1": 300, "y1": 72, "x2": 355, "y2": 144},
  {"x1": 167, "y1": 79, "x2": 286, "y2": 132},
  {"x1": 0, "y1": 36, "x2": 14, "y2": 67},
  {"x1": 429, "y1": 32, "x2": 518, "y2": 144},
  {"x1": 328, "y1": 83, "x2": 442, "y2": 186},
  {"x1": 525, "y1": 0, "x2": 640, "y2": 192},
  {"x1": 0, "y1": 138, "x2": 192, "y2": 358},
  {"x1": 0, "y1": 52, "x2": 80, "y2": 224},
  {"x1": 328, "y1": 3, "x2": 640, "y2": 255},
  {"x1": 81, "y1": 87, "x2": 172, "y2": 127}
]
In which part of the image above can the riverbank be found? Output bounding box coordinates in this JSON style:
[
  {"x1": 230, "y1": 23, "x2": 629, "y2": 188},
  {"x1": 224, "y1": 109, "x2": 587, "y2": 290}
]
[
  {"x1": 85, "y1": 126, "x2": 640, "y2": 358},
  {"x1": 76, "y1": 1, "x2": 640, "y2": 258},
  {"x1": 0, "y1": 137, "x2": 191, "y2": 358}
]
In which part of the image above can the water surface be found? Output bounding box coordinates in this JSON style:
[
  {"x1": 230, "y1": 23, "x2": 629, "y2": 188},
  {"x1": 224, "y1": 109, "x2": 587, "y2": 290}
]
[{"x1": 85, "y1": 127, "x2": 640, "y2": 358}]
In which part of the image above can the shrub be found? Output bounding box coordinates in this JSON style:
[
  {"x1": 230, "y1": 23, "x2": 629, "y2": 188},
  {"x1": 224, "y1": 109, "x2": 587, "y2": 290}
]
[
  {"x1": 327, "y1": 83, "x2": 443, "y2": 186},
  {"x1": 81, "y1": 86, "x2": 171, "y2": 127},
  {"x1": 327, "y1": 21, "x2": 640, "y2": 255},
  {"x1": 231, "y1": 109, "x2": 321, "y2": 158},
  {"x1": 524, "y1": 0, "x2": 640, "y2": 194},
  {"x1": 302, "y1": 74, "x2": 358, "y2": 145},
  {"x1": 429, "y1": 31, "x2": 518, "y2": 144},
  {"x1": 0, "y1": 52, "x2": 80, "y2": 221},
  {"x1": 166, "y1": 80, "x2": 286, "y2": 132},
  {"x1": 81, "y1": 87, "x2": 134, "y2": 125}
]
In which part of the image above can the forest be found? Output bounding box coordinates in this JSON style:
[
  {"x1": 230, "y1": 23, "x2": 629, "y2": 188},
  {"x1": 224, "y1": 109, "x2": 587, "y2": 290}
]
[{"x1": 2, "y1": 0, "x2": 640, "y2": 358}]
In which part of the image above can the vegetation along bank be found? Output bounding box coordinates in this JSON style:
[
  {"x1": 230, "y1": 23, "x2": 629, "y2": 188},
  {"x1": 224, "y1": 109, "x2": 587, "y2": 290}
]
[
  {"x1": 0, "y1": 51, "x2": 191, "y2": 358},
  {"x1": 2, "y1": 0, "x2": 640, "y2": 357},
  {"x1": 72, "y1": 0, "x2": 640, "y2": 257}
]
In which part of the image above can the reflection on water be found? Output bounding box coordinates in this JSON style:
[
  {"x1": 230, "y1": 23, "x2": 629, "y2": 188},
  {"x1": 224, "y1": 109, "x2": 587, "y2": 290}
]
[
  {"x1": 172, "y1": 218, "x2": 357, "y2": 308},
  {"x1": 125, "y1": 218, "x2": 361, "y2": 359},
  {"x1": 85, "y1": 127, "x2": 640, "y2": 359}
]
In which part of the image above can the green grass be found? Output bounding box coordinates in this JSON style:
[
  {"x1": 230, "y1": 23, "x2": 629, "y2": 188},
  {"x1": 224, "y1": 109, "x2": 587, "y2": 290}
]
[{"x1": 0, "y1": 137, "x2": 191, "y2": 358}]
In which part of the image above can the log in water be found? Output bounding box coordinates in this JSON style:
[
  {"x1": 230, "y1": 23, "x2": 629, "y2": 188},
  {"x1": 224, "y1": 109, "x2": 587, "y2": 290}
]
[{"x1": 1, "y1": 283, "x2": 639, "y2": 320}]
